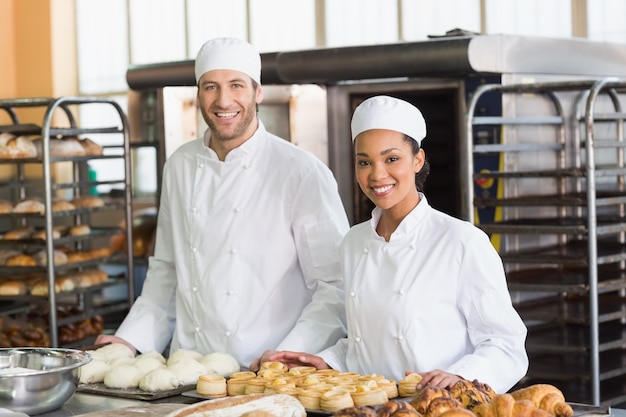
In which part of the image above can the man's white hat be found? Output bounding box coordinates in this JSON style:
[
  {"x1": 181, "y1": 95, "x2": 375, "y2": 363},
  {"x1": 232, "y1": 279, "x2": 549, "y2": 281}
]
[
  {"x1": 351, "y1": 95, "x2": 427, "y2": 145},
  {"x1": 195, "y1": 37, "x2": 261, "y2": 84}
]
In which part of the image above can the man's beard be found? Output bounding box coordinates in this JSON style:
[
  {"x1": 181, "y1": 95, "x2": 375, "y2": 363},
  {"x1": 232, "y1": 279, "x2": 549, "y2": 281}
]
[{"x1": 206, "y1": 101, "x2": 257, "y2": 142}]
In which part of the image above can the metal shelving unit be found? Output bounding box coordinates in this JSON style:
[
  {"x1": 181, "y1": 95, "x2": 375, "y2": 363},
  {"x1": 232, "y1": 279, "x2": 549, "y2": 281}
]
[
  {"x1": 0, "y1": 96, "x2": 134, "y2": 347},
  {"x1": 464, "y1": 78, "x2": 626, "y2": 406}
]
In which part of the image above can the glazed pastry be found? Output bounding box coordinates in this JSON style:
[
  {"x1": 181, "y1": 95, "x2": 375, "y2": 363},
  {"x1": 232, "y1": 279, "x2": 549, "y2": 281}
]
[
  {"x1": 449, "y1": 379, "x2": 494, "y2": 409},
  {"x1": 411, "y1": 387, "x2": 452, "y2": 414}
]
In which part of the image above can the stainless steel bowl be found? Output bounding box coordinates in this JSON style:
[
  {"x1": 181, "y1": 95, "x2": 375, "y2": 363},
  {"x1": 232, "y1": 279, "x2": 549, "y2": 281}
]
[{"x1": 0, "y1": 347, "x2": 92, "y2": 415}]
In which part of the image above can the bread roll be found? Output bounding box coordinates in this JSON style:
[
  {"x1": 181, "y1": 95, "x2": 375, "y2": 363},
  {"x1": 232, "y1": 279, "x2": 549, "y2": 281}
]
[
  {"x1": 2, "y1": 226, "x2": 34, "y2": 240},
  {"x1": 71, "y1": 196, "x2": 105, "y2": 208},
  {"x1": 32, "y1": 227, "x2": 62, "y2": 240},
  {"x1": 139, "y1": 368, "x2": 180, "y2": 392},
  {"x1": 0, "y1": 280, "x2": 27, "y2": 295},
  {"x1": 5, "y1": 254, "x2": 36, "y2": 267},
  {"x1": 33, "y1": 249, "x2": 68, "y2": 266},
  {"x1": 0, "y1": 136, "x2": 38, "y2": 158},
  {"x1": 33, "y1": 137, "x2": 87, "y2": 157},
  {"x1": 79, "y1": 138, "x2": 103, "y2": 156},
  {"x1": 104, "y1": 364, "x2": 143, "y2": 389},
  {"x1": 69, "y1": 224, "x2": 91, "y2": 236},
  {"x1": 0, "y1": 199, "x2": 13, "y2": 213},
  {"x1": 200, "y1": 352, "x2": 240, "y2": 377},
  {"x1": 13, "y1": 199, "x2": 45, "y2": 214},
  {"x1": 30, "y1": 279, "x2": 61, "y2": 296},
  {"x1": 52, "y1": 199, "x2": 76, "y2": 212},
  {"x1": 0, "y1": 249, "x2": 21, "y2": 264}
]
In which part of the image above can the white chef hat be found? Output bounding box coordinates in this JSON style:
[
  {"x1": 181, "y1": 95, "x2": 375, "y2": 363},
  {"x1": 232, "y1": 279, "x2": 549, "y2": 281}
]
[
  {"x1": 194, "y1": 37, "x2": 261, "y2": 84},
  {"x1": 351, "y1": 95, "x2": 427, "y2": 145}
]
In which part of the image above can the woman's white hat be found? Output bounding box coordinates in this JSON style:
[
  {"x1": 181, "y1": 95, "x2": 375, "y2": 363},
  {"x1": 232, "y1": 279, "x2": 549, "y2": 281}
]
[
  {"x1": 195, "y1": 37, "x2": 261, "y2": 84},
  {"x1": 351, "y1": 95, "x2": 427, "y2": 145}
]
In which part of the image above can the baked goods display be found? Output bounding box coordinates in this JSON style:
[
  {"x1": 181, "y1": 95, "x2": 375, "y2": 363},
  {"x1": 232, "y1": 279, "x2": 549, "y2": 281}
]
[{"x1": 0, "y1": 98, "x2": 133, "y2": 353}]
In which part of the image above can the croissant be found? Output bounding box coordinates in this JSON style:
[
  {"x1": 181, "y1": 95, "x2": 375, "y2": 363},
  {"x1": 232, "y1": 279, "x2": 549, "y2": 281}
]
[
  {"x1": 473, "y1": 394, "x2": 553, "y2": 417},
  {"x1": 510, "y1": 385, "x2": 574, "y2": 417},
  {"x1": 449, "y1": 380, "x2": 493, "y2": 409}
]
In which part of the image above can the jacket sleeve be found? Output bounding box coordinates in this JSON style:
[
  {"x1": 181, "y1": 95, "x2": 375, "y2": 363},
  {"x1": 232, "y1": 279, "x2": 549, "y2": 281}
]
[
  {"x1": 115, "y1": 165, "x2": 177, "y2": 354},
  {"x1": 445, "y1": 230, "x2": 529, "y2": 393},
  {"x1": 275, "y1": 164, "x2": 350, "y2": 353}
]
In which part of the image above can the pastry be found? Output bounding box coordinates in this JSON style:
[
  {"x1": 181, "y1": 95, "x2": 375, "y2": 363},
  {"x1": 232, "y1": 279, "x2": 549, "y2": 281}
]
[
  {"x1": 449, "y1": 379, "x2": 494, "y2": 409},
  {"x1": 424, "y1": 397, "x2": 464, "y2": 417},
  {"x1": 227, "y1": 377, "x2": 254, "y2": 396},
  {"x1": 351, "y1": 385, "x2": 388, "y2": 407},
  {"x1": 334, "y1": 406, "x2": 378, "y2": 417},
  {"x1": 510, "y1": 384, "x2": 574, "y2": 417},
  {"x1": 377, "y1": 400, "x2": 418, "y2": 417},
  {"x1": 298, "y1": 389, "x2": 323, "y2": 410},
  {"x1": 411, "y1": 387, "x2": 452, "y2": 414},
  {"x1": 87, "y1": 247, "x2": 112, "y2": 259},
  {"x1": 197, "y1": 374, "x2": 228, "y2": 397},
  {"x1": 398, "y1": 373, "x2": 423, "y2": 397},
  {"x1": 320, "y1": 389, "x2": 355, "y2": 413},
  {"x1": 165, "y1": 393, "x2": 306, "y2": 417}
]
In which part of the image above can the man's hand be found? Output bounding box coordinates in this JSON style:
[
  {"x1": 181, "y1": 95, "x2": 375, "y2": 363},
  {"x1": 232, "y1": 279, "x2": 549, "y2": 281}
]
[
  {"x1": 94, "y1": 334, "x2": 137, "y2": 355},
  {"x1": 267, "y1": 351, "x2": 330, "y2": 370}
]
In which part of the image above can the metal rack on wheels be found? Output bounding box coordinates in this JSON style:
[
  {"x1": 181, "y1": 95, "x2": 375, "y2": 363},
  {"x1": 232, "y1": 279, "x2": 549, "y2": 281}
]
[
  {"x1": 0, "y1": 96, "x2": 134, "y2": 347},
  {"x1": 463, "y1": 78, "x2": 626, "y2": 406}
]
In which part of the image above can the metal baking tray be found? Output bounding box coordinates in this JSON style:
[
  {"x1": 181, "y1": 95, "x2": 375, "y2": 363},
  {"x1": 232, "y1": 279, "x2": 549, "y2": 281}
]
[{"x1": 77, "y1": 383, "x2": 196, "y2": 401}]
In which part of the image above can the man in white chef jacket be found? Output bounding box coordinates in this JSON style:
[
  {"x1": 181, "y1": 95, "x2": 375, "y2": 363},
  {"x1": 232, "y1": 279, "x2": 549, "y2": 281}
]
[{"x1": 96, "y1": 37, "x2": 350, "y2": 368}]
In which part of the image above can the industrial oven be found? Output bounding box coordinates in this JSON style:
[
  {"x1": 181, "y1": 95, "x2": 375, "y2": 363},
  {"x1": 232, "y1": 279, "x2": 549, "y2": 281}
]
[{"x1": 126, "y1": 34, "x2": 626, "y2": 406}]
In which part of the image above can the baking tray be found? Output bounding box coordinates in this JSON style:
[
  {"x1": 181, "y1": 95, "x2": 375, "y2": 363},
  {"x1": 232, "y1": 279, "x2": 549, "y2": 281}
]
[
  {"x1": 77, "y1": 383, "x2": 196, "y2": 401},
  {"x1": 181, "y1": 391, "x2": 611, "y2": 417}
]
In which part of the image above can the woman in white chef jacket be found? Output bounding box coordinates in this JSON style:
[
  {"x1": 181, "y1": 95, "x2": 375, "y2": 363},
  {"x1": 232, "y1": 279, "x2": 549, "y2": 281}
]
[{"x1": 268, "y1": 96, "x2": 529, "y2": 393}]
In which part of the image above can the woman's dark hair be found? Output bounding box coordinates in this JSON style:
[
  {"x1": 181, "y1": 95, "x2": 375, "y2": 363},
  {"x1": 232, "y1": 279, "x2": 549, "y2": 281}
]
[{"x1": 403, "y1": 134, "x2": 430, "y2": 193}]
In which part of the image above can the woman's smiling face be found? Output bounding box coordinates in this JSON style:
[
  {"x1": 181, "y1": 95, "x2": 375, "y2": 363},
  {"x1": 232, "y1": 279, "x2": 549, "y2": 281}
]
[{"x1": 354, "y1": 129, "x2": 424, "y2": 215}]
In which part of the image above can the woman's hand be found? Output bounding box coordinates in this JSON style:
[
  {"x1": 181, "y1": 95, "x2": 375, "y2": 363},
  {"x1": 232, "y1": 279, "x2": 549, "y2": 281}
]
[
  {"x1": 406, "y1": 369, "x2": 463, "y2": 389},
  {"x1": 249, "y1": 349, "x2": 279, "y2": 372},
  {"x1": 267, "y1": 351, "x2": 331, "y2": 370}
]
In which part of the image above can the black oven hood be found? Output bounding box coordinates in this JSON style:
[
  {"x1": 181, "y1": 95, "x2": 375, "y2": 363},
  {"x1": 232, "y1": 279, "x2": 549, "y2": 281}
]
[{"x1": 126, "y1": 34, "x2": 626, "y2": 90}]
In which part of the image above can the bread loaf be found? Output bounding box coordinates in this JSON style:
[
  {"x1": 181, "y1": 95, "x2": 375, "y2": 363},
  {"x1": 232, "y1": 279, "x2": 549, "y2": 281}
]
[
  {"x1": 5, "y1": 254, "x2": 36, "y2": 267},
  {"x1": 13, "y1": 199, "x2": 45, "y2": 214},
  {"x1": 71, "y1": 195, "x2": 104, "y2": 208},
  {"x1": 166, "y1": 394, "x2": 306, "y2": 417},
  {"x1": 0, "y1": 280, "x2": 27, "y2": 295},
  {"x1": 79, "y1": 138, "x2": 103, "y2": 155},
  {"x1": 0, "y1": 135, "x2": 37, "y2": 158},
  {"x1": 2, "y1": 226, "x2": 34, "y2": 240},
  {"x1": 52, "y1": 199, "x2": 76, "y2": 212},
  {"x1": 0, "y1": 199, "x2": 13, "y2": 213}
]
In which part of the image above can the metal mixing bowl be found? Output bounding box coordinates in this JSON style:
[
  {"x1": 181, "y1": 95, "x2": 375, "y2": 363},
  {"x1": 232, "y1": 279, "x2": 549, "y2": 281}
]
[{"x1": 0, "y1": 347, "x2": 92, "y2": 415}]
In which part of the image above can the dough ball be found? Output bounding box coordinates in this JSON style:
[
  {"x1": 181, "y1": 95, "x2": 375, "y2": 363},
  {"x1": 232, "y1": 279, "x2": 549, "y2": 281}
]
[
  {"x1": 108, "y1": 356, "x2": 134, "y2": 368},
  {"x1": 200, "y1": 352, "x2": 240, "y2": 377},
  {"x1": 167, "y1": 358, "x2": 207, "y2": 386},
  {"x1": 133, "y1": 356, "x2": 165, "y2": 375},
  {"x1": 166, "y1": 348, "x2": 203, "y2": 366},
  {"x1": 104, "y1": 364, "x2": 143, "y2": 389},
  {"x1": 138, "y1": 368, "x2": 180, "y2": 392},
  {"x1": 97, "y1": 343, "x2": 135, "y2": 361},
  {"x1": 136, "y1": 350, "x2": 166, "y2": 365},
  {"x1": 85, "y1": 350, "x2": 107, "y2": 362},
  {"x1": 79, "y1": 359, "x2": 109, "y2": 384}
]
